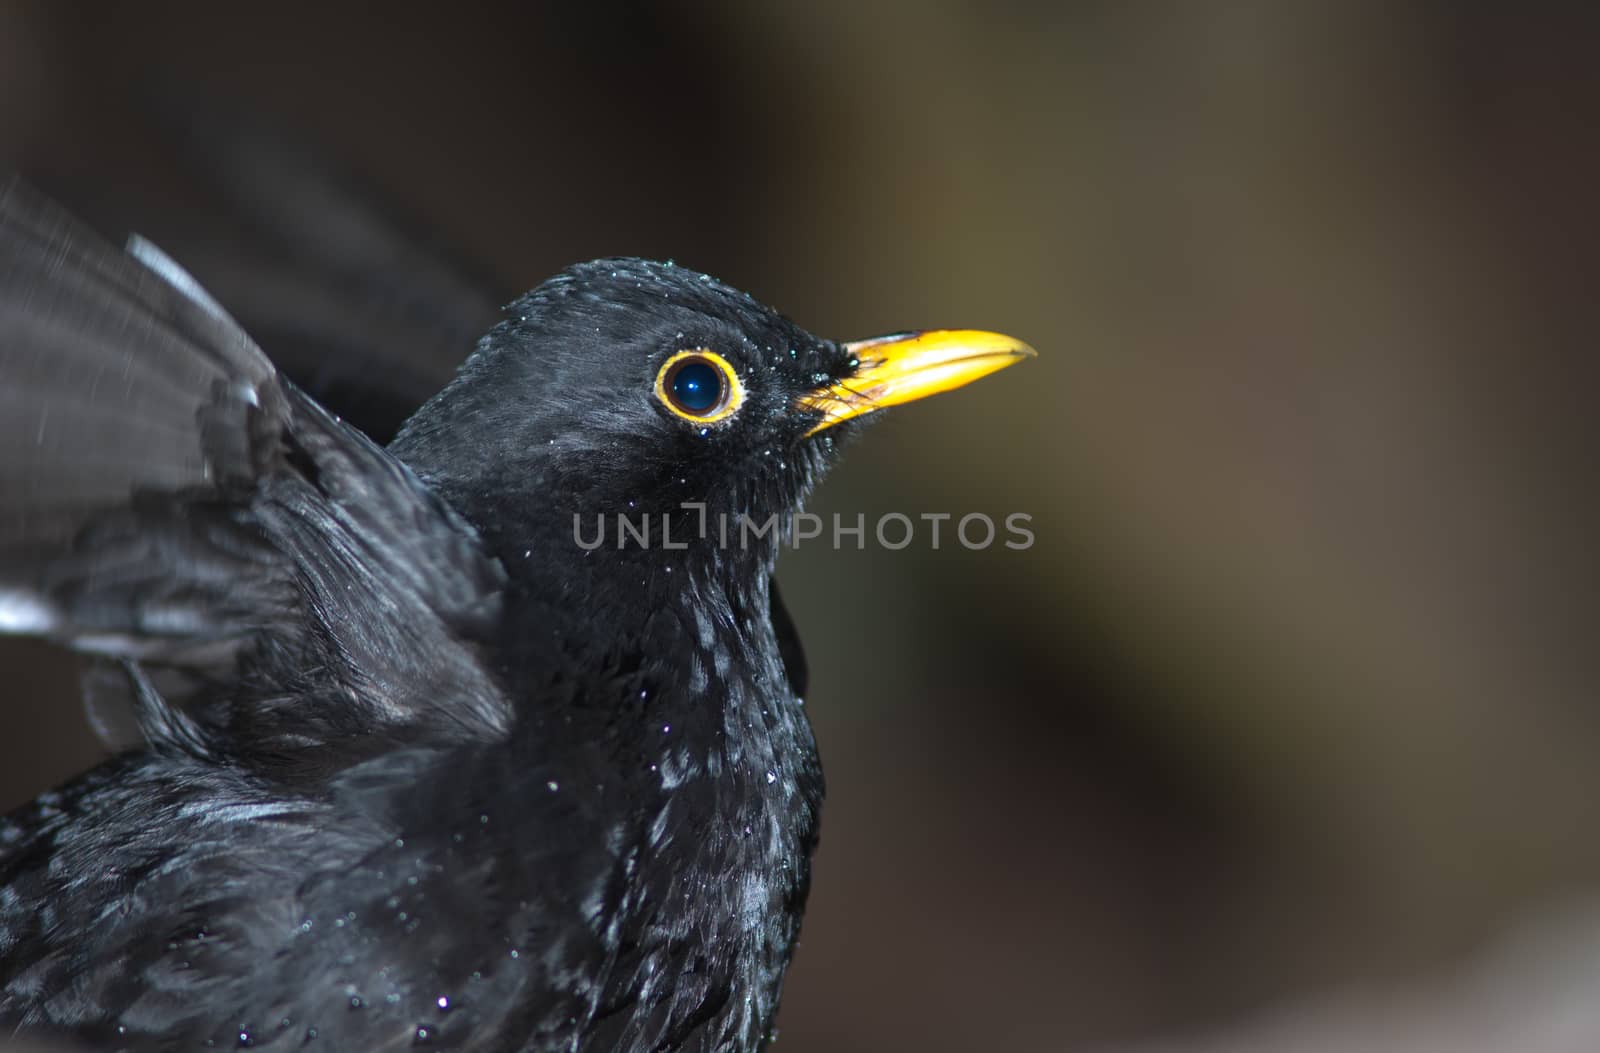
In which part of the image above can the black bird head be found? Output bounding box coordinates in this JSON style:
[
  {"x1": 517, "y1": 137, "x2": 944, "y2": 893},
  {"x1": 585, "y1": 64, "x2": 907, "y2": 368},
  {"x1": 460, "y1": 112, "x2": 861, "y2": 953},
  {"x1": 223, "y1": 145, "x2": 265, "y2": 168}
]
[{"x1": 391, "y1": 258, "x2": 1033, "y2": 582}]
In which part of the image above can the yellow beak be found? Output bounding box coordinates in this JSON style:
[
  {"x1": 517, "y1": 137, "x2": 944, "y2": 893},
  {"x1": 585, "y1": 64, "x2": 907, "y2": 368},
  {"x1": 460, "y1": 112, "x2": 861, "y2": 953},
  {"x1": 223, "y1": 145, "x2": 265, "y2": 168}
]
[{"x1": 799, "y1": 329, "x2": 1036, "y2": 436}]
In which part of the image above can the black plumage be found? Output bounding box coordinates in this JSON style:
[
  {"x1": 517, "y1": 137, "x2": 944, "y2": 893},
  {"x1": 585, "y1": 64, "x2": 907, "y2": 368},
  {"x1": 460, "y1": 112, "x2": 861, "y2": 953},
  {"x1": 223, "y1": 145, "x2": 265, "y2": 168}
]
[{"x1": 0, "y1": 178, "x2": 1029, "y2": 1051}]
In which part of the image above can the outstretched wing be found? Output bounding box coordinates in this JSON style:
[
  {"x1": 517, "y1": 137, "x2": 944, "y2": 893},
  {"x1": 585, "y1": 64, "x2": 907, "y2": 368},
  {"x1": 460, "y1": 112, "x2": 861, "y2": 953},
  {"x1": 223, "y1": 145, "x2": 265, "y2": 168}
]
[{"x1": 0, "y1": 178, "x2": 510, "y2": 749}]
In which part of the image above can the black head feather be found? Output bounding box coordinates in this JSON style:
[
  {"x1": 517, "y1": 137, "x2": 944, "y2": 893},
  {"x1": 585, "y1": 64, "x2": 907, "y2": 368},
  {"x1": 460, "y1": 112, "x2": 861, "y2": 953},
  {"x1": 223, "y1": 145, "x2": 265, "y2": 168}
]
[{"x1": 392, "y1": 259, "x2": 858, "y2": 556}]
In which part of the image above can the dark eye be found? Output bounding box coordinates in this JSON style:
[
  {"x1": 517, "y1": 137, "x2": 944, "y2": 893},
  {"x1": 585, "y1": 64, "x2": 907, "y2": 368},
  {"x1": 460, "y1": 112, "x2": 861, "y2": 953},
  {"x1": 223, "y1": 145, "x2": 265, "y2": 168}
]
[
  {"x1": 670, "y1": 360, "x2": 722, "y2": 414},
  {"x1": 655, "y1": 350, "x2": 743, "y2": 424}
]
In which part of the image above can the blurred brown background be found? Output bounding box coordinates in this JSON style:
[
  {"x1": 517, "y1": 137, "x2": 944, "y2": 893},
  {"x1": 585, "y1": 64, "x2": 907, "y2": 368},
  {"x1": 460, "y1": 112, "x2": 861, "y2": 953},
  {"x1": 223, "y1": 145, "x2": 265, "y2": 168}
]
[{"x1": 2, "y1": 2, "x2": 1598, "y2": 1050}]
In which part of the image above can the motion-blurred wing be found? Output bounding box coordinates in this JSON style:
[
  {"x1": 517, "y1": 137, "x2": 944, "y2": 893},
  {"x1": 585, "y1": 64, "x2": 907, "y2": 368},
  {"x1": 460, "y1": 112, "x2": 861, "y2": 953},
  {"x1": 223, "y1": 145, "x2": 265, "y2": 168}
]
[{"x1": 0, "y1": 178, "x2": 510, "y2": 746}]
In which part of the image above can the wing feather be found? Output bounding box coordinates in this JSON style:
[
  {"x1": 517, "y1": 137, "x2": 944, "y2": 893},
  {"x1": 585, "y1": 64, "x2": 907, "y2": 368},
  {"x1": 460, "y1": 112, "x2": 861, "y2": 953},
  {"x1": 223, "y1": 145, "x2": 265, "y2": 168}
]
[{"x1": 0, "y1": 177, "x2": 510, "y2": 749}]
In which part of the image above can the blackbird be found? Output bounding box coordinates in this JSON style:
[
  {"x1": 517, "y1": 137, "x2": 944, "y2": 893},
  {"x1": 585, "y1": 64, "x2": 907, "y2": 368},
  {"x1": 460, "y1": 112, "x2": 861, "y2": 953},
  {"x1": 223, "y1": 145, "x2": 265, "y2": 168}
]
[{"x1": 0, "y1": 178, "x2": 1032, "y2": 1051}]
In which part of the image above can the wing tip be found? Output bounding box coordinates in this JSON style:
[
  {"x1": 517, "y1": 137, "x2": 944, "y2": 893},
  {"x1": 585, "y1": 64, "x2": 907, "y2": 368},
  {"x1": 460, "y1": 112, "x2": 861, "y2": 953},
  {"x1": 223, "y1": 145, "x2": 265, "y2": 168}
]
[
  {"x1": 125, "y1": 233, "x2": 236, "y2": 324},
  {"x1": 0, "y1": 588, "x2": 60, "y2": 634}
]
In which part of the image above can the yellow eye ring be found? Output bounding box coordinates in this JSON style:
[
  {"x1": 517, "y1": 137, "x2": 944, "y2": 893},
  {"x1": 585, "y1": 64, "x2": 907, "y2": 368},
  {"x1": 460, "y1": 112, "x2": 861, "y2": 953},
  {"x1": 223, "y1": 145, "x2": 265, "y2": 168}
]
[{"x1": 654, "y1": 349, "x2": 744, "y2": 425}]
